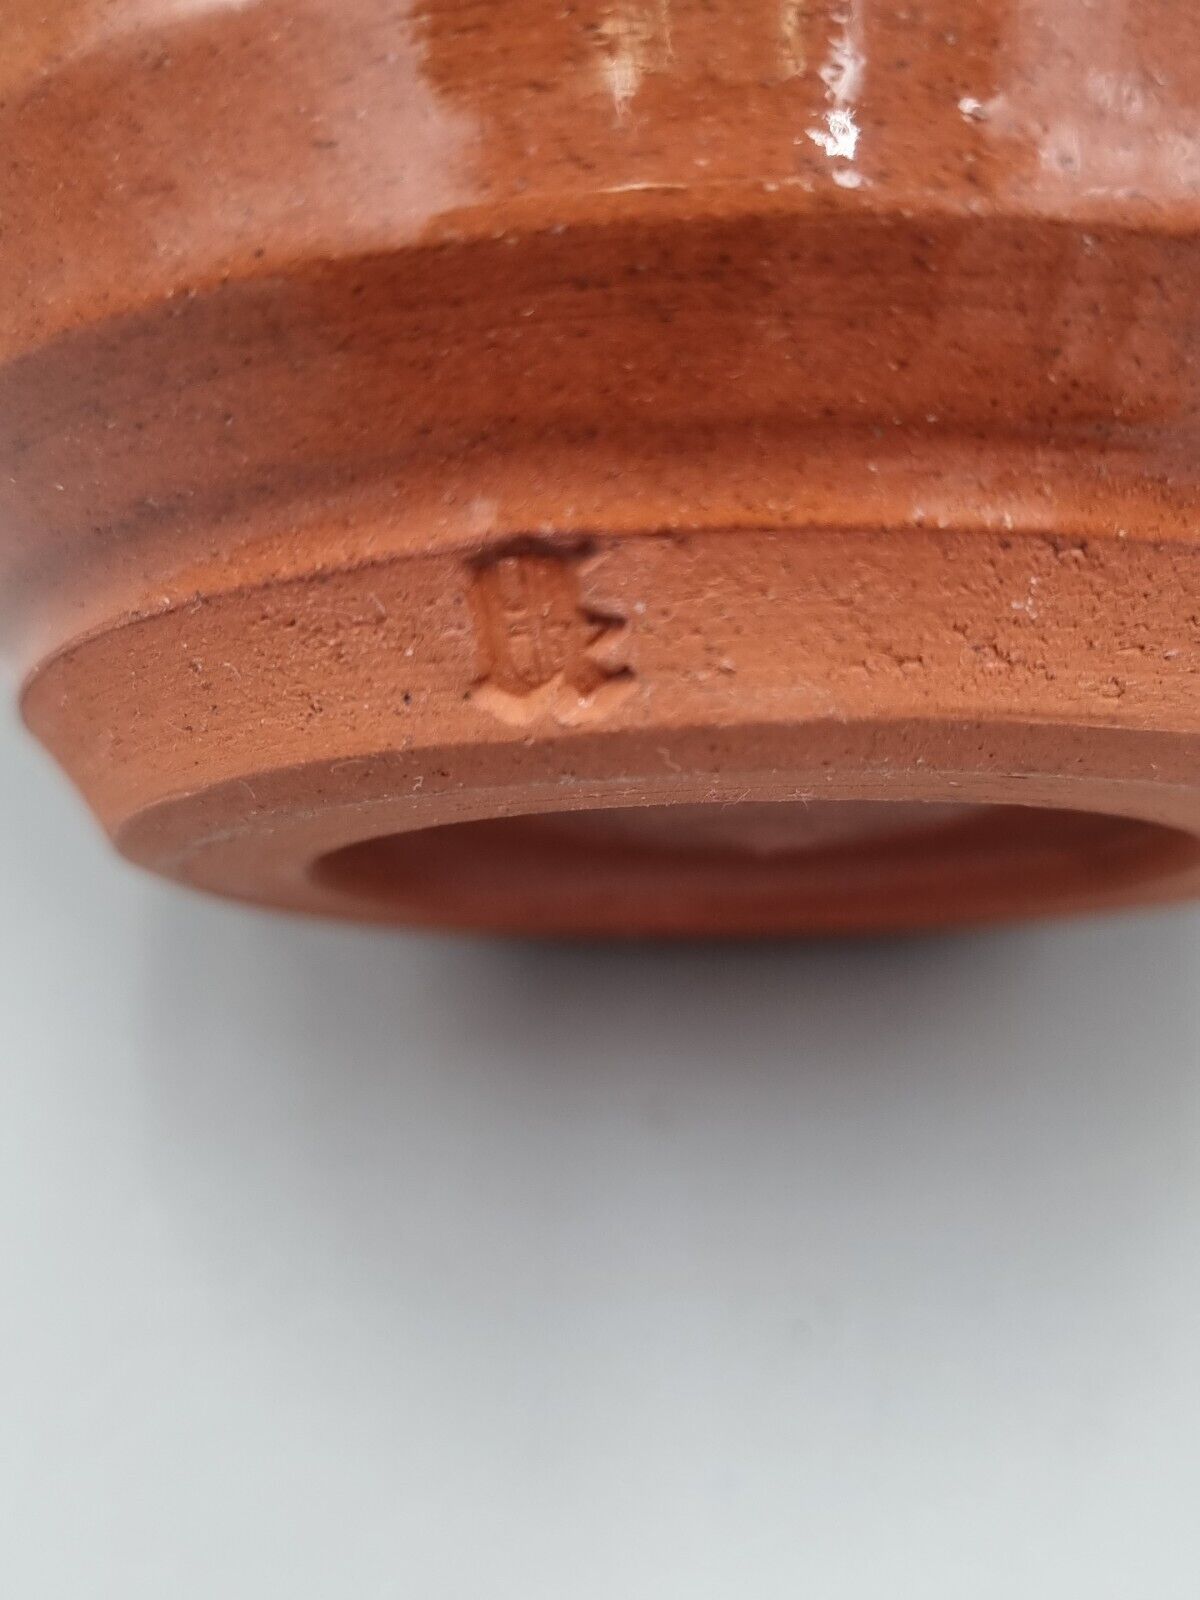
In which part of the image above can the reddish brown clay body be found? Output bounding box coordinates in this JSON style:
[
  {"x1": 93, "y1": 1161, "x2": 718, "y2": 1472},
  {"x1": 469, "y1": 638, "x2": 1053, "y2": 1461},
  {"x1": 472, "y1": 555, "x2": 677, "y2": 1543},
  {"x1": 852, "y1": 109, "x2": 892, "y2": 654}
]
[{"x1": 4, "y1": 0, "x2": 1200, "y2": 935}]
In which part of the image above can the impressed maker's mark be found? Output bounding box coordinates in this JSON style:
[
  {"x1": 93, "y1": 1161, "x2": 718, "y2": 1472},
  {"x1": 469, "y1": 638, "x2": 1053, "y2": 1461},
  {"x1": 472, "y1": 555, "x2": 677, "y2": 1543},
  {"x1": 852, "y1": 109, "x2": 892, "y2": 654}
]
[{"x1": 468, "y1": 542, "x2": 635, "y2": 726}]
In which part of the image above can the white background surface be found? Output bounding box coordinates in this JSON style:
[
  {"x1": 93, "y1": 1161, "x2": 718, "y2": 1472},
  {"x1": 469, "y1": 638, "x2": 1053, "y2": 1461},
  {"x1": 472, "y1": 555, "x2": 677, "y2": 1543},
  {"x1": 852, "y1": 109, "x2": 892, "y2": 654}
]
[{"x1": 2, "y1": 705, "x2": 1199, "y2": 1599}]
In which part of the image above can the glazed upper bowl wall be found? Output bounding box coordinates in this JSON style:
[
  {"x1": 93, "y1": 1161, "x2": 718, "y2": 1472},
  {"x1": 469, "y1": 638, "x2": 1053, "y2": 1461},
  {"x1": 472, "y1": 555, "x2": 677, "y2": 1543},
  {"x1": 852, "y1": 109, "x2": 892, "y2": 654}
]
[{"x1": 4, "y1": 0, "x2": 1200, "y2": 669}]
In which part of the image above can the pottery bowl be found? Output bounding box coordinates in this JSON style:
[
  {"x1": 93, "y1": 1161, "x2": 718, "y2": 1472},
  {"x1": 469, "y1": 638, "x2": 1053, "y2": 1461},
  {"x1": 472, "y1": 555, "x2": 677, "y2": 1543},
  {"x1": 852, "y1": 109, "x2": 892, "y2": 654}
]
[{"x1": 4, "y1": 0, "x2": 1200, "y2": 933}]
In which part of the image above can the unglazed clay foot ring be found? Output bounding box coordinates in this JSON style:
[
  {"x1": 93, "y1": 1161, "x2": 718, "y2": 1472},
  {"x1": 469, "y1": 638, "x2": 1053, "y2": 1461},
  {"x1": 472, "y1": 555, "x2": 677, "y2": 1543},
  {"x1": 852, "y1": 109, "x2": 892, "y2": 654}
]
[
  {"x1": 22, "y1": 522, "x2": 1200, "y2": 935},
  {"x1": 6, "y1": 0, "x2": 1200, "y2": 935}
]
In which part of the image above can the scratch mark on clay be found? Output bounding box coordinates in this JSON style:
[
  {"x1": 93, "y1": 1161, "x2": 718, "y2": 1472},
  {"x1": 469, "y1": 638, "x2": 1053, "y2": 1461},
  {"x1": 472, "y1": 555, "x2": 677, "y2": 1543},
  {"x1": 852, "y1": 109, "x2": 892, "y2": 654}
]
[
  {"x1": 818, "y1": 7, "x2": 864, "y2": 104},
  {"x1": 596, "y1": 0, "x2": 673, "y2": 121},
  {"x1": 778, "y1": 0, "x2": 807, "y2": 78},
  {"x1": 807, "y1": 106, "x2": 859, "y2": 159},
  {"x1": 805, "y1": 2, "x2": 866, "y2": 187}
]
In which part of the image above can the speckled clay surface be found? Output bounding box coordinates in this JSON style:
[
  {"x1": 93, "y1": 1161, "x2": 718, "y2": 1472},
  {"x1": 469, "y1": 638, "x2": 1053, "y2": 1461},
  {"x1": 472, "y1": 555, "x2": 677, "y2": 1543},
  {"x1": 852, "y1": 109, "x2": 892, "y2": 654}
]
[{"x1": 4, "y1": 0, "x2": 1200, "y2": 933}]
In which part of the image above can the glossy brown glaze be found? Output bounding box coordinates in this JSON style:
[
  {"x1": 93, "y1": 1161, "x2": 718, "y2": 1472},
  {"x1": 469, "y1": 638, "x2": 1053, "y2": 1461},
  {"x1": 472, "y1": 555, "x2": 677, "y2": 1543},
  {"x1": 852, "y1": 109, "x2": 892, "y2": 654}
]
[{"x1": 4, "y1": 0, "x2": 1200, "y2": 933}]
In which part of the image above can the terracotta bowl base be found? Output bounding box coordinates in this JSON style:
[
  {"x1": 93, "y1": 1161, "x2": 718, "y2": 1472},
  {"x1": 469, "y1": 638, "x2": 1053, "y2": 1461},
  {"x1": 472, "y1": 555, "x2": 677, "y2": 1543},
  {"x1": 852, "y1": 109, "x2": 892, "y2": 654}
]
[{"x1": 22, "y1": 523, "x2": 1200, "y2": 936}]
